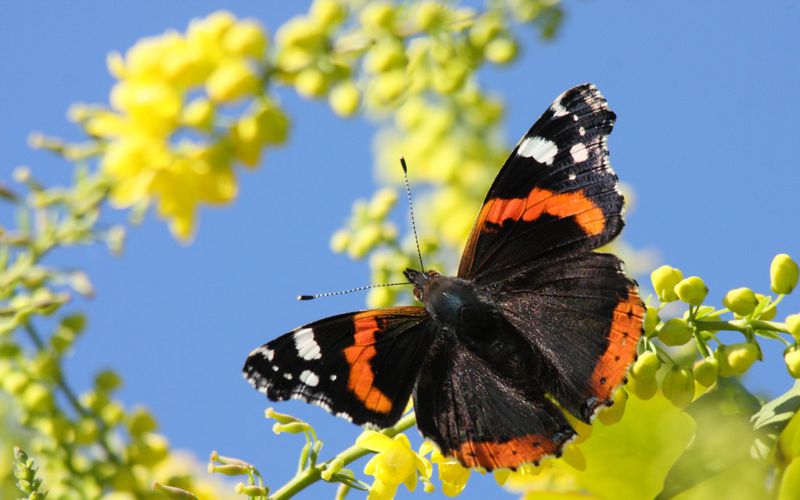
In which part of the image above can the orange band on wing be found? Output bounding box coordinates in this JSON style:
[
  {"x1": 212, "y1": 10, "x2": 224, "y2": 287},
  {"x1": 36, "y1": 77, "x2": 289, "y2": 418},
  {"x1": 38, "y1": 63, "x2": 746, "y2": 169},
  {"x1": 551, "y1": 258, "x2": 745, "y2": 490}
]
[
  {"x1": 342, "y1": 313, "x2": 393, "y2": 414},
  {"x1": 481, "y1": 188, "x2": 605, "y2": 236},
  {"x1": 590, "y1": 288, "x2": 644, "y2": 400},
  {"x1": 453, "y1": 434, "x2": 559, "y2": 470}
]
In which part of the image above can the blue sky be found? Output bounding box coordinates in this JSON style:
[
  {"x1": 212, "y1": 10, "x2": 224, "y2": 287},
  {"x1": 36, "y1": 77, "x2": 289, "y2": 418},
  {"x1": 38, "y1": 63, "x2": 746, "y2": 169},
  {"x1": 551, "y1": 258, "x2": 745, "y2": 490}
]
[{"x1": 1, "y1": 1, "x2": 798, "y2": 498}]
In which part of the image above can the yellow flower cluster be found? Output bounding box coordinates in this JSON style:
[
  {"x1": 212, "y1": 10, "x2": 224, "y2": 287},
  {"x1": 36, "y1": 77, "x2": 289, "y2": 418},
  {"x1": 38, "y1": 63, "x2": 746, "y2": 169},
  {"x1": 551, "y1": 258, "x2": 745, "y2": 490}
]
[{"x1": 73, "y1": 11, "x2": 288, "y2": 241}]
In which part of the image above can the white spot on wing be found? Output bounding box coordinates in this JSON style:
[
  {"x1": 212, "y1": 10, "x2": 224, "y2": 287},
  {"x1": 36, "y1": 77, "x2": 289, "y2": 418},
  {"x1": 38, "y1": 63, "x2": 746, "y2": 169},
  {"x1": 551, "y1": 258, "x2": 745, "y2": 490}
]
[
  {"x1": 579, "y1": 126, "x2": 586, "y2": 136},
  {"x1": 249, "y1": 345, "x2": 274, "y2": 361},
  {"x1": 569, "y1": 173, "x2": 577, "y2": 181},
  {"x1": 518, "y1": 136, "x2": 558, "y2": 165},
  {"x1": 330, "y1": 374, "x2": 337, "y2": 381},
  {"x1": 283, "y1": 373, "x2": 293, "y2": 380},
  {"x1": 300, "y1": 370, "x2": 319, "y2": 387},
  {"x1": 570, "y1": 143, "x2": 589, "y2": 163},
  {"x1": 551, "y1": 92, "x2": 569, "y2": 117},
  {"x1": 293, "y1": 328, "x2": 322, "y2": 361}
]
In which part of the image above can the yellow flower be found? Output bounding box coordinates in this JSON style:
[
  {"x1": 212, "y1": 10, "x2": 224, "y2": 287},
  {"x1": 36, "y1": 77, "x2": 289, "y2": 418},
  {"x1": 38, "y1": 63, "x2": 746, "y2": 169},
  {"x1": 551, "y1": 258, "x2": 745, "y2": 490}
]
[
  {"x1": 110, "y1": 81, "x2": 182, "y2": 136},
  {"x1": 357, "y1": 431, "x2": 432, "y2": 500},
  {"x1": 222, "y1": 20, "x2": 268, "y2": 59},
  {"x1": 206, "y1": 58, "x2": 259, "y2": 103},
  {"x1": 420, "y1": 440, "x2": 471, "y2": 497}
]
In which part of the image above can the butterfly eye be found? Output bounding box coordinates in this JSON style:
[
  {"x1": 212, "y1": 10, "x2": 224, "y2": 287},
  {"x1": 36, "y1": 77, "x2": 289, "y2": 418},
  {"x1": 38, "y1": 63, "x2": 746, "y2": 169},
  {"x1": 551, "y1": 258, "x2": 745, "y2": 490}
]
[{"x1": 413, "y1": 288, "x2": 423, "y2": 302}]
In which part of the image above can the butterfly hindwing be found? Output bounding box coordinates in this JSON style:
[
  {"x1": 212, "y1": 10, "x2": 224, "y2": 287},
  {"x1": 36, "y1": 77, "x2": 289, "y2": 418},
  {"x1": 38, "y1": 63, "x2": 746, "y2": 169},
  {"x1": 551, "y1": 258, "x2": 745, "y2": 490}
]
[
  {"x1": 459, "y1": 84, "x2": 623, "y2": 283},
  {"x1": 414, "y1": 333, "x2": 575, "y2": 470},
  {"x1": 243, "y1": 307, "x2": 434, "y2": 427},
  {"x1": 493, "y1": 252, "x2": 644, "y2": 422}
]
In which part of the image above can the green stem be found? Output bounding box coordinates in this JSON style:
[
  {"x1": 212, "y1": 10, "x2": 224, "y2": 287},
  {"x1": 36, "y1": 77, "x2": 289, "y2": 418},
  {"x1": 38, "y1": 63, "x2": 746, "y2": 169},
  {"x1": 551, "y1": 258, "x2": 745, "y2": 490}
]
[
  {"x1": 269, "y1": 413, "x2": 417, "y2": 500},
  {"x1": 694, "y1": 319, "x2": 788, "y2": 334},
  {"x1": 23, "y1": 322, "x2": 122, "y2": 466}
]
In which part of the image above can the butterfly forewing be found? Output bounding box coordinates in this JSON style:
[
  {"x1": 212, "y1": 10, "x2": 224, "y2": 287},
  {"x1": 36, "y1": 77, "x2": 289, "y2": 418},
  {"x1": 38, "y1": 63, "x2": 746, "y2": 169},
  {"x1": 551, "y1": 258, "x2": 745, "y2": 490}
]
[
  {"x1": 243, "y1": 307, "x2": 433, "y2": 427},
  {"x1": 459, "y1": 84, "x2": 623, "y2": 283}
]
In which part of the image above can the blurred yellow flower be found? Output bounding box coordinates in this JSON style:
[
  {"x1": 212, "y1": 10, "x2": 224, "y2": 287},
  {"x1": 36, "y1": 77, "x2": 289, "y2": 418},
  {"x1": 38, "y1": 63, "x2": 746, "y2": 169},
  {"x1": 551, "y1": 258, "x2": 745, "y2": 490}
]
[
  {"x1": 80, "y1": 11, "x2": 288, "y2": 241},
  {"x1": 357, "y1": 431, "x2": 432, "y2": 500}
]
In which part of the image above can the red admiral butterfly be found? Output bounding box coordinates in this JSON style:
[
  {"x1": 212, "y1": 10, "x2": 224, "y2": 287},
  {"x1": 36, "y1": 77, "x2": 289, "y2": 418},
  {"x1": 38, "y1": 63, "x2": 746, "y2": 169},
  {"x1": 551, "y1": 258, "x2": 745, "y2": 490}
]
[{"x1": 244, "y1": 84, "x2": 644, "y2": 470}]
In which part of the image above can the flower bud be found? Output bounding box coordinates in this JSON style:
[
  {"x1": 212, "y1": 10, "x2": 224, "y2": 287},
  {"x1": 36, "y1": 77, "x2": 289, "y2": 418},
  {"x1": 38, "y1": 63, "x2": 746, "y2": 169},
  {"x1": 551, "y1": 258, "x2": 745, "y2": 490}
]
[
  {"x1": 3, "y1": 372, "x2": 30, "y2": 395},
  {"x1": 128, "y1": 407, "x2": 158, "y2": 436},
  {"x1": 644, "y1": 306, "x2": 660, "y2": 338},
  {"x1": 131, "y1": 433, "x2": 169, "y2": 466},
  {"x1": 311, "y1": 0, "x2": 347, "y2": 26},
  {"x1": 182, "y1": 98, "x2": 214, "y2": 130},
  {"x1": 484, "y1": 37, "x2": 518, "y2": 64},
  {"x1": 101, "y1": 401, "x2": 125, "y2": 426},
  {"x1": 674, "y1": 276, "x2": 708, "y2": 306},
  {"x1": 95, "y1": 369, "x2": 123, "y2": 393},
  {"x1": 723, "y1": 287, "x2": 758, "y2": 316},
  {"x1": 206, "y1": 59, "x2": 258, "y2": 103},
  {"x1": 208, "y1": 462, "x2": 251, "y2": 476},
  {"x1": 715, "y1": 346, "x2": 735, "y2": 377},
  {"x1": 272, "y1": 422, "x2": 311, "y2": 435},
  {"x1": 359, "y1": 2, "x2": 396, "y2": 31},
  {"x1": 75, "y1": 418, "x2": 100, "y2": 445},
  {"x1": 597, "y1": 388, "x2": 628, "y2": 426},
  {"x1": 631, "y1": 351, "x2": 660, "y2": 381},
  {"x1": 368, "y1": 188, "x2": 398, "y2": 220},
  {"x1": 693, "y1": 357, "x2": 719, "y2": 387},
  {"x1": 222, "y1": 20, "x2": 267, "y2": 59},
  {"x1": 329, "y1": 81, "x2": 361, "y2": 117},
  {"x1": 265, "y1": 407, "x2": 300, "y2": 424},
  {"x1": 629, "y1": 373, "x2": 657, "y2": 400},
  {"x1": 658, "y1": 318, "x2": 693, "y2": 346},
  {"x1": 40, "y1": 415, "x2": 74, "y2": 443},
  {"x1": 297, "y1": 68, "x2": 330, "y2": 98},
  {"x1": 153, "y1": 482, "x2": 198, "y2": 499},
  {"x1": 329, "y1": 229, "x2": 350, "y2": 253},
  {"x1": 22, "y1": 383, "x2": 54, "y2": 413},
  {"x1": 725, "y1": 342, "x2": 759, "y2": 374},
  {"x1": 785, "y1": 347, "x2": 800, "y2": 379},
  {"x1": 651, "y1": 265, "x2": 683, "y2": 302},
  {"x1": 786, "y1": 314, "x2": 800, "y2": 342},
  {"x1": 235, "y1": 483, "x2": 269, "y2": 496},
  {"x1": 30, "y1": 354, "x2": 59, "y2": 383},
  {"x1": 771, "y1": 254, "x2": 798, "y2": 294},
  {"x1": 662, "y1": 367, "x2": 695, "y2": 409}
]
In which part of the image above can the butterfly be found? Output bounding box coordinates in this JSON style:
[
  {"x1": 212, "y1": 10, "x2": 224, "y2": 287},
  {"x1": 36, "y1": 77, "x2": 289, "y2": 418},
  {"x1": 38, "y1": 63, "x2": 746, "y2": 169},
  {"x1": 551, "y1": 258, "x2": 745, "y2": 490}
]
[{"x1": 243, "y1": 84, "x2": 644, "y2": 470}]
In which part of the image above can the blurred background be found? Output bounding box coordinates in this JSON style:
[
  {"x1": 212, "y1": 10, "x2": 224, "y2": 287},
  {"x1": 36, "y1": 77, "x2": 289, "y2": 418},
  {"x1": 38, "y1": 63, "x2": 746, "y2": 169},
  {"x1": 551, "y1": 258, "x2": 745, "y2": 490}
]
[{"x1": 1, "y1": 1, "x2": 798, "y2": 497}]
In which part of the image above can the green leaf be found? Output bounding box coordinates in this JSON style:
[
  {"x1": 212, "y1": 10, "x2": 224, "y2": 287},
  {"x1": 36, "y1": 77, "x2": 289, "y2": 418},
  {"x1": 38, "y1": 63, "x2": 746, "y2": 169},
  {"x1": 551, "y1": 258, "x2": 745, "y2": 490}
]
[
  {"x1": 752, "y1": 380, "x2": 800, "y2": 440},
  {"x1": 658, "y1": 378, "x2": 767, "y2": 500},
  {"x1": 505, "y1": 392, "x2": 695, "y2": 499}
]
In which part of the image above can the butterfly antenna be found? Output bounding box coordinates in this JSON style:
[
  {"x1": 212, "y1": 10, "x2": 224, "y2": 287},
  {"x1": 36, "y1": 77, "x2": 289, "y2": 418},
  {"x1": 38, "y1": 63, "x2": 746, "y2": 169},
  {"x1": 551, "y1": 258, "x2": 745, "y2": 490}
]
[
  {"x1": 297, "y1": 282, "x2": 409, "y2": 301},
  {"x1": 400, "y1": 157, "x2": 425, "y2": 273}
]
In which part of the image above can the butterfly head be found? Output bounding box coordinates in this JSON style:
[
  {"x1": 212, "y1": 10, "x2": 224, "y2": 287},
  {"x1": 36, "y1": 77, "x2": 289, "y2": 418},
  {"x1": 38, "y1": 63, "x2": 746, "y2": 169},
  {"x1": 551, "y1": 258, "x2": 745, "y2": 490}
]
[{"x1": 403, "y1": 268, "x2": 441, "y2": 302}]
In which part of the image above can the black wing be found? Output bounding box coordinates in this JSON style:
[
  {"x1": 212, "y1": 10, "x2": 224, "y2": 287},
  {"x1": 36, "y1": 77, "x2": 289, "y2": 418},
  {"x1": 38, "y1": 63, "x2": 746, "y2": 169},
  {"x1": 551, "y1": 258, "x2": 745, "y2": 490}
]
[
  {"x1": 243, "y1": 307, "x2": 434, "y2": 428},
  {"x1": 492, "y1": 252, "x2": 644, "y2": 422},
  {"x1": 458, "y1": 84, "x2": 624, "y2": 284},
  {"x1": 414, "y1": 329, "x2": 575, "y2": 470}
]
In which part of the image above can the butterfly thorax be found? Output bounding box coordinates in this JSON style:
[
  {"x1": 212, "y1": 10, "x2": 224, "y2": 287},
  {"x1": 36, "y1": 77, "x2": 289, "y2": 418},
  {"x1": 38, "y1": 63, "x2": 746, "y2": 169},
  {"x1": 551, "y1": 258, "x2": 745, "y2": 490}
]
[{"x1": 405, "y1": 268, "x2": 535, "y2": 377}]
